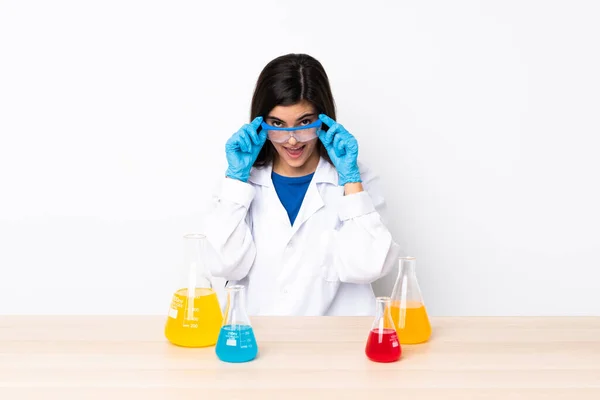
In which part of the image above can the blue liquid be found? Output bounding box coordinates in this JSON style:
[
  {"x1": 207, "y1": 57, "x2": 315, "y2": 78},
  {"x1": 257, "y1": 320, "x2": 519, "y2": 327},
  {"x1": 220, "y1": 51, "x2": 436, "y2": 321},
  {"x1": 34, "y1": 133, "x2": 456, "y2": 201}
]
[{"x1": 215, "y1": 325, "x2": 258, "y2": 363}]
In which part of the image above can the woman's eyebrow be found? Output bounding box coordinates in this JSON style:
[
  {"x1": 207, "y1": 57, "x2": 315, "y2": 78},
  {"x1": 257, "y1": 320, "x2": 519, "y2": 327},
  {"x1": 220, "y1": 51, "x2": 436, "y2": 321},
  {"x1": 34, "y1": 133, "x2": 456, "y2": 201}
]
[
  {"x1": 266, "y1": 113, "x2": 315, "y2": 123},
  {"x1": 296, "y1": 113, "x2": 315, "y2": 121}
]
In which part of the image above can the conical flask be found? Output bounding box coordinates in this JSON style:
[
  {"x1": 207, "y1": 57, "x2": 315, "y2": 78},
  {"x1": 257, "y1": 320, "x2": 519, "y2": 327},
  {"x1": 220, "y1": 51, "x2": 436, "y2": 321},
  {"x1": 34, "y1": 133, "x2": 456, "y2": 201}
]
[
  {"x1": 390, "y1": 256, "x2": 432, "y2": 344},
  {"x1": 164, "y1": 233, "x2": 223, "y2": 347},
  {"x1": 215, "y1": 284, "x2": 258, "y2": 363},
  {"x1": 365, "y1": 296, "x2": 401, "y2": 363}
]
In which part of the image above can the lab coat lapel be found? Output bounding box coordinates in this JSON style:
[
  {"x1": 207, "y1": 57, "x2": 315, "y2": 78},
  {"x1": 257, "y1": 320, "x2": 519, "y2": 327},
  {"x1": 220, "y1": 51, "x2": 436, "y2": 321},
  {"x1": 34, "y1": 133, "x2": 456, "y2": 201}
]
[
  {"x1": 267, "y1": 184, "x2": 293, "y2": 231},
  {"x1": 249, "y1": 164, "x2": 291, "y2": 232},
  {"x1": 288, "y1": 157, "x2": 338, "y2": 238},
  {"x1": 289, "y1": 179, "x2": 324, "y2": 238}
]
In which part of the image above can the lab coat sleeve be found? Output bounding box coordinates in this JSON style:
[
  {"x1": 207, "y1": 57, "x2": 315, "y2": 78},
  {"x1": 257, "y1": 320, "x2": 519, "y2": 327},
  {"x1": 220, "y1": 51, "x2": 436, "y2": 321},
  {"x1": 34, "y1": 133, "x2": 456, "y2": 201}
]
[
  {"x1": 328, "y1": 165, "x2": 401, "y2": 284},
  {"x1": 203, "y1": 176, "x2": 257, "y2": 281}
]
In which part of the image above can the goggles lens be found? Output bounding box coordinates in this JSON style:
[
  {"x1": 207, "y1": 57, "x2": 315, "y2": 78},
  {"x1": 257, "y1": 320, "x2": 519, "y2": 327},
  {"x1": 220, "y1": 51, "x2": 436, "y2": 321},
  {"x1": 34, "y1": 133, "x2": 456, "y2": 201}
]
[{"x1": 261, "y1": 120, "x2": 322, "y2": 143}]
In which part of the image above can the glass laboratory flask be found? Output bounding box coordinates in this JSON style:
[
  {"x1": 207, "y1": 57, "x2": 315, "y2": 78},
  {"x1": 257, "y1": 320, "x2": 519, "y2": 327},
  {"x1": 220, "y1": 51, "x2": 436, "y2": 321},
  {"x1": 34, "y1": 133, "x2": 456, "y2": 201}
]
[
  {"x1": 215, "y1": 285, "x2": 258, "y2": 363},
  {"x1": 365, "y1": 296, "x2": 401, "y2": 363},
  {"x1": 164, "y1": 233, "x2": 223, "y2": 347},
  {"x1": 390, "y1": 256, "x2": 432, "y2": 344}
]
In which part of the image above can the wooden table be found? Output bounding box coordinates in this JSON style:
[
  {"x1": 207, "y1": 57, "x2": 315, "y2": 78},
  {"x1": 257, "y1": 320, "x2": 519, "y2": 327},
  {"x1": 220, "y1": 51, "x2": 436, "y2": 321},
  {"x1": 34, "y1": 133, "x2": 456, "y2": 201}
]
[{"x1": 1, "y1": 316, "x2": 599, "y2": 399}]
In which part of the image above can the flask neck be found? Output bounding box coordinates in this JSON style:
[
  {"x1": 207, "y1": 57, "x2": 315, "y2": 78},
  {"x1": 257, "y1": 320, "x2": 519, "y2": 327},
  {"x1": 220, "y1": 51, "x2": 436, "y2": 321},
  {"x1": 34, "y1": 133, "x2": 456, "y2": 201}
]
[
  {"x1": 224, "y1": 285, "x2": 250, "y2": 326},
  {"x1": 372, "y1": 296, "x2": 395, "y2": 331},
  {"x1": 374, "y1": 297, "x2": 388, "y2": 319},
  {"x1": 391, "y1": 256, "x2": 425, "y2": 306},
  {"x1": 183, "y1": 233, "x2": 211, "y2": 289},
  {"x1": 228, "y1": 287, "x2": 244, "y2": 309},
  {"x1": 398, "y1": 256, "x2": 417, "y2": 278}
]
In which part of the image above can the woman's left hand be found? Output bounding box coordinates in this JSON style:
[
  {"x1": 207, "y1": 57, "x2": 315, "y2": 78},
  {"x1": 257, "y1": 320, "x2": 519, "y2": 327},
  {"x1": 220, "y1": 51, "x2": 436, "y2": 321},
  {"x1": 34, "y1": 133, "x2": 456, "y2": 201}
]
[{"x1": 318, "y1": 114, "x2": 362, "y2": 186}]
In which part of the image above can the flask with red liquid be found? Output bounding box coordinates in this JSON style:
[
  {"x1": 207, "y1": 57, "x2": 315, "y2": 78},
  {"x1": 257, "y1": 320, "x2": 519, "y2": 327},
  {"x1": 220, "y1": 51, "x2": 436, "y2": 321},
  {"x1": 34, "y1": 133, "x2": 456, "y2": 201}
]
[{"x1": 365, "y1": 296, "x2": 401, "y2": 363}]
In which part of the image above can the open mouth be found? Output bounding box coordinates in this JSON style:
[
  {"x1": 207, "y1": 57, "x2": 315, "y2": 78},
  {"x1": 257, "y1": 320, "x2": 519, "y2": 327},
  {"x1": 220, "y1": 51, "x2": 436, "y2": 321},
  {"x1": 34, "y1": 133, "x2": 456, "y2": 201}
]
[{"x1": 284, "y1": 145, "x2": 305, "y2": 159}]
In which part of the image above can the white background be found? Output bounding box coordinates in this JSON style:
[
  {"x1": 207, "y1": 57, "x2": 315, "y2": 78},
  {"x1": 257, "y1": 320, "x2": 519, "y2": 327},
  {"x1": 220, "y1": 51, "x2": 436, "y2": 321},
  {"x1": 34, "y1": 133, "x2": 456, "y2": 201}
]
[{"x1": 1, "y1": 1, "x2": 599, "y2": 316}]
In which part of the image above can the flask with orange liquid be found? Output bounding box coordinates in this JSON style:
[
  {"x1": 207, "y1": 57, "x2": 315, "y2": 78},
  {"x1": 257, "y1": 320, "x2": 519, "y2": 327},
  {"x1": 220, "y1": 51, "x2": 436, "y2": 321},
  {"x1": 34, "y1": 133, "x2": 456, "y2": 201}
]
[
  {"x1": 390, "y1": 257, "x2": 432, "y2": 344},
  {"x1": 164, "y1": 233, "x2": 223, "y2": 347}
]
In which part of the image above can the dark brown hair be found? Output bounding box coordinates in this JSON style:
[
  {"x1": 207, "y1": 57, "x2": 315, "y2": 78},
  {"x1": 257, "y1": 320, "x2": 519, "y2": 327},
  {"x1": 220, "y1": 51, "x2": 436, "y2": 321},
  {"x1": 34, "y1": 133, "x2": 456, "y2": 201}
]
[{"x1": 251, "y1": 53, "x2": 335, "y2": 167}]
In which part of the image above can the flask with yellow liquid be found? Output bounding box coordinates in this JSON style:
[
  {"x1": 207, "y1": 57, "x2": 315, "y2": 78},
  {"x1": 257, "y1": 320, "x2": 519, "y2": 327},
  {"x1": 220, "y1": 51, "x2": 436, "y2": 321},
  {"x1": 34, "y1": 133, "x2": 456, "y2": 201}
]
[
  {"x1": 390, "y1": 257, "x2": 432, "y2": 344},
  {"x1": 164, "y1": 233, "x2": 223, "y2": 347}
]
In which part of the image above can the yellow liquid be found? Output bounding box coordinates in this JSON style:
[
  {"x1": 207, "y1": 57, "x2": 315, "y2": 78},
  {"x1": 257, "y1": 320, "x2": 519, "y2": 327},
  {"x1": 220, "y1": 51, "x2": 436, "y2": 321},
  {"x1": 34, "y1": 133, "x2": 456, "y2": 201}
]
[
  {"x1": 164, "y1": 288, "x2": 223, "y2": 347},
  {"x1": 390, "y1": 301, "x2": 432, "y2": 344}
]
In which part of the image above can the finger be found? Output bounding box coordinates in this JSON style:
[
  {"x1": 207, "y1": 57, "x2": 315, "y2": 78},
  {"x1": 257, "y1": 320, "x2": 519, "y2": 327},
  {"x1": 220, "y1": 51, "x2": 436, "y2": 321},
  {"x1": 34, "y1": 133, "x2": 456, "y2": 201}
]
[
  {"x1": 318, "y1": 113, "x2": 336, "y2": 129},
  {"x1": 225, "y1": 138, "x2": 238, "y2": 152},
  {"x1": 238, "y1": 131, "x2": 251, "y2": 153},
  {"x1": 333, "y1": 135, "x2": 346, "y2": 157},
  {"x1": 318, "y1": 123, "x2": 337, "y2": 146},
  {"x1": 317, "y1": 130, "x2": 331, "y2": 151},
  {"x1": 346, "y1": 136, "x2": 359, "y2": 154},
  {"x1": 243, "y1": 131, "x2": 253, "y2": 152},
  {"x1": 244, "y1": 125, "x2": 260, "y2": 146},
  {"x1": 258, "y1": 129, "x2": 268, "y2": 144},
  {"x1": 250, "y1": 116, "x2": 263, "y2": 130},
  {"x1": 321, "y1": 133, "x2": 336, "y2": 151},
  {"x1": 317, "y1": 129, "x2": 330, "y2": 146},
  {"x1": 325, "y1": 124, "x2": 343, "y2": 146}
]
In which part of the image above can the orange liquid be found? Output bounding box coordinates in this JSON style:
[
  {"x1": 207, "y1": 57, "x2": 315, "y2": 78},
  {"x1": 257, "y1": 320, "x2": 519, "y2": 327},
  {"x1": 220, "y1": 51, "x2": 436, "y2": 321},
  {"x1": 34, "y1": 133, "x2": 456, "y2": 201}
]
[
  {"x1": 390, "y1": 301, "x2": 432, "y2": 344},
  {"x1": 164, "y1": 288, "x2": 223, "y2": 347}
]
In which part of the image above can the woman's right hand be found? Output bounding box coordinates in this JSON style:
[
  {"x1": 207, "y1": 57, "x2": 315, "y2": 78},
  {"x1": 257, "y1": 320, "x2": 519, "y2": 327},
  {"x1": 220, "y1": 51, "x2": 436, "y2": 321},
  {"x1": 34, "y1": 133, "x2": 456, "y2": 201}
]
[{"x1": 225, "y1": 116, "x2": 267, "y2": 182}]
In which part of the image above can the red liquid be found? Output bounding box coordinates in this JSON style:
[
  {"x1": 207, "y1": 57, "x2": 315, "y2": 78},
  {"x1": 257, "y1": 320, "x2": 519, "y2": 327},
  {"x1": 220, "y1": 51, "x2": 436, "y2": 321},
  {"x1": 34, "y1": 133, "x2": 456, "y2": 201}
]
[{"x1": 365, "y1": 328, "x2": 401, "y2": 363}]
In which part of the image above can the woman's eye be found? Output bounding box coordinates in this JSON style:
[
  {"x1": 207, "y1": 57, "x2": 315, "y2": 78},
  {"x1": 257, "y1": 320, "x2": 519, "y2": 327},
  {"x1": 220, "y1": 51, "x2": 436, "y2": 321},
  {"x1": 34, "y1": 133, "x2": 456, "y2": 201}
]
[
  {"x1": 300, "y1": 119, "x2": 312, "y2": 126},
  {"x1": 271, "y1": 121, "x2": 283, "y2": 127}
]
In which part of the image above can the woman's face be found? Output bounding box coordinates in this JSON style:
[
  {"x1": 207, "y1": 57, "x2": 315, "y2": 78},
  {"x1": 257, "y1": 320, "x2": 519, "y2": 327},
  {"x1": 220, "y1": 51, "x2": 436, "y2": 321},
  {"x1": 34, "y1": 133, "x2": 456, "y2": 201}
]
[{"x1": 265, "y1": 100, "x2": 321, "y2": 176}]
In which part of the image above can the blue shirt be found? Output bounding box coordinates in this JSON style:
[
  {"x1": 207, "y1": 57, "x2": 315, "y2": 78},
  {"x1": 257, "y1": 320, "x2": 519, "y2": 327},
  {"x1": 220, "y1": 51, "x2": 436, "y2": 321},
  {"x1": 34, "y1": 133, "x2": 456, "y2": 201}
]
[{"x1": 271, "y1": 171, "x2": 315, "y2": 226}]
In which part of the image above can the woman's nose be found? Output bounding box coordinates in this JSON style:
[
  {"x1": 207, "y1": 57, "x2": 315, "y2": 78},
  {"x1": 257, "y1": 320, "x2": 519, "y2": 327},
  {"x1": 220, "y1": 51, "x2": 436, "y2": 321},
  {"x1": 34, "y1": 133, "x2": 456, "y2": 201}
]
[{"x1": 288, "y1": 135, "x2": 298, "y2": 146}]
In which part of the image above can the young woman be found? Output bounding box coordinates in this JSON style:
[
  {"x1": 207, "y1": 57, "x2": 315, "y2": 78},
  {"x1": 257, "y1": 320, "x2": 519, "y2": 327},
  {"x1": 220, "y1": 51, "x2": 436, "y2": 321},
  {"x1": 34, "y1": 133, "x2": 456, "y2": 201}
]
[{"x1": 205, "y1": 53, "x2": 400, "y2": 316}]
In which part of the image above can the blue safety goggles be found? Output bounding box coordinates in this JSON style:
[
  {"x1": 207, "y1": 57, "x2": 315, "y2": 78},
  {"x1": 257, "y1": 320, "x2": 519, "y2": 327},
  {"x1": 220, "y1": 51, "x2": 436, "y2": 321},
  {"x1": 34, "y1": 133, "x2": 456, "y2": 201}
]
[{"x1": 260, "y1": 120, "x2": 322, "y2": 143}]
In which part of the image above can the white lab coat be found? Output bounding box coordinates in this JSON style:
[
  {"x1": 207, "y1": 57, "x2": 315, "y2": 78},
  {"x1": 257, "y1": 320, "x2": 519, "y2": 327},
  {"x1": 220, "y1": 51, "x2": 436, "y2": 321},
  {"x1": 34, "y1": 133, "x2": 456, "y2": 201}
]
[{"x1": 204, "y1": 156, "x2": 401, "y2": 316}]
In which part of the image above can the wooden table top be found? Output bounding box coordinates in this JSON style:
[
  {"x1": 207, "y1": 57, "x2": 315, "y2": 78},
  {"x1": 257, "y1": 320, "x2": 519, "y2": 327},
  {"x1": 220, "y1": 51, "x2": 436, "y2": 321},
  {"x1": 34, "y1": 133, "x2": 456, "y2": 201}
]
[{"x1": 1, "y1": 316, "x2": 599, "y2": 399}]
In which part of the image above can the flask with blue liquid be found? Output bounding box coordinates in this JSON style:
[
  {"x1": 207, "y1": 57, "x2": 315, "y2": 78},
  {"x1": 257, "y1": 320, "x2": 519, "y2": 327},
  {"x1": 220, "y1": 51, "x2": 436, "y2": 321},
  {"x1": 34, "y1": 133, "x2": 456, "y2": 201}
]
[{"x1": 215, "y1": 284, "x2": 258, "y2": 363}]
